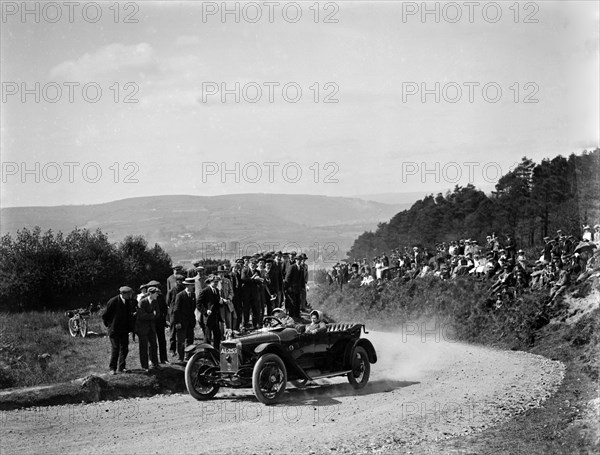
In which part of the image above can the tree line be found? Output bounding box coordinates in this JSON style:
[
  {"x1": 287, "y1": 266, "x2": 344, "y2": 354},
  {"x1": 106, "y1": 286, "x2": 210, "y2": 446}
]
[
  {"x1": 0, "y1": 227, "x2": 172, "y2": 311},
  {"x1": 348, "y1": 149, "x2": 600, "y2": 259}
]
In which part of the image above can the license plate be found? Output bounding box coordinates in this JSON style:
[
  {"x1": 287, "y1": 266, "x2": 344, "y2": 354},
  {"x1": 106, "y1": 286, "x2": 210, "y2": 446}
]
[{"x1": 220, "y1": 344, "x2": 239, "y2": 372}]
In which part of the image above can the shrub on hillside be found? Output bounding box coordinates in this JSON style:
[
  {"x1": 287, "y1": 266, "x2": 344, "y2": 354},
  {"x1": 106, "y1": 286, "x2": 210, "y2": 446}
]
[
  {"x1": 0, "y1": 227, "x2": 173, "y2": 311},
  {"x1": 309, "y1": 278, "x2": 556, "y2": 349}
]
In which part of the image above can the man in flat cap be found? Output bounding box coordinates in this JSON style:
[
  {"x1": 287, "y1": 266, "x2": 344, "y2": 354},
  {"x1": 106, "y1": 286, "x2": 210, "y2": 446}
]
[
  {"x1": 197, "y1": 274, "x2": 222, "y2": 350},
  {"x1": 167, "y1": 265, "x2": 183, "y2": 294},
  {"x1": 102, "y1": 286, "x2": 137, "y2": 374},
  {"x1": 297, "y1": 254, "x2": 309, "y2": 311},
  {"x1": 147, "y1": 280, "x2": 169, "y2": 364},
  {"x1": 272, "y1": 252, "x2": 284, "y2": 306},
  {"x1": 136, "y1": 286, "x2": 160, "y2": 372},
  {"x1": 167, "y1": 274, "x2": 185, "y2": 356},
  {"x1": 216, "y1": 265, "x2": 235, "y2": 334},
  {"x1": 242, "y1": 258, "x2": 264, "y2": 328},
  {"x1": 193, "y1": 264, "x2": 207, "y2": 336},
  {"x1": 171, "y1": 278, "x2": 196, "y2": 362}
]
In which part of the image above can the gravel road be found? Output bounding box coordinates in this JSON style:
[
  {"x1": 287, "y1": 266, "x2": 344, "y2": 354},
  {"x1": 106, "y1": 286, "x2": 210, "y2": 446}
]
[{"x1": 0, "y1": 331, "x2": 565, "y2": 454}]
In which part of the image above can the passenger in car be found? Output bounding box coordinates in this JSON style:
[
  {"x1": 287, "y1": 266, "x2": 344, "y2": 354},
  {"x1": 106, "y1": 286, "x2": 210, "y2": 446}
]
[{"x1": 305, "y1": 310, "x2": 327, "y2": 334}]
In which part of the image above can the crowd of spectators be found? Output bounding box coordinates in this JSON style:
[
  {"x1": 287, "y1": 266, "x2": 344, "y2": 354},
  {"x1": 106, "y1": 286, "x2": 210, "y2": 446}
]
[
  {"x1": 327, "y1": 224, "x2": 600, "y2": 307},
  {"x1": 102, "y1": 251, "x2": 311, "y2": 373}
]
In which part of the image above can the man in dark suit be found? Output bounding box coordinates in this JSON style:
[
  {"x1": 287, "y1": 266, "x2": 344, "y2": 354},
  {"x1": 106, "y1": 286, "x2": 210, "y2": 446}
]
[
  {"x1": 297, "y1": 254, "x2": 309, "y2": 311},
  {"x1": 270, "y1": 254, "x2": 284, "y2": 307},
  {"x1": 167, "y1": 274, "x2": 184, "y2": 356},
  {"x1": 135, "y1": 286, "x2": 159, "y2": 372},
  {"x1": 230, "y1": 260, "x2": 243, "y2": 330},
  {"x1": 265, "y1": 259, "x2": 280, "y2": 315},
  {"x1": 171, "y1": 278, "x2": 196, "y2": 362},
  {"x1": 197, "y1": 275, "x2": 222, "y2": 350},
  {"x1": 102, "y1": 286, "x2": 136, "y2": 374},
  {"x1": 146, "y1": 280, "x2": 169, "y2": 364},
  {"x1": 192, "y1": 263, "x2": 207, "y2": 336},
  {"x1": 241, "y1": 258, "x2": 263, "y2": 329},
  {"x1": 284, "y1": 256, "x2": 302, "y2": 318}
]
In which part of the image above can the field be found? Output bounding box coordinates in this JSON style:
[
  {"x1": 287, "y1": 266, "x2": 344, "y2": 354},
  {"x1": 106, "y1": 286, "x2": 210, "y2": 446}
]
[{"x1": 0, "y1": 312, "x2": 191, "y2": 389}]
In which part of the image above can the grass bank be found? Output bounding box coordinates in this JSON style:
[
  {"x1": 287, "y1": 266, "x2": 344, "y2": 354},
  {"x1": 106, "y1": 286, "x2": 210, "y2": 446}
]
[{"x1": 1, "y1": 312, "x2": 124, "y2": 389}]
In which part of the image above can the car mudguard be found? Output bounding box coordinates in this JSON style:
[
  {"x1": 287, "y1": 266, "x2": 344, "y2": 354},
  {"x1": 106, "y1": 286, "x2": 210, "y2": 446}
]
[
  {"x1": 343, "y1": 338, "x2": 378, "y2": 368},
  {"x1": 185, "y1": 343, "x2": 220, "y2": 363},
  {"x1": 254, "y1": 342, "x2": 310, "y2": 380}
]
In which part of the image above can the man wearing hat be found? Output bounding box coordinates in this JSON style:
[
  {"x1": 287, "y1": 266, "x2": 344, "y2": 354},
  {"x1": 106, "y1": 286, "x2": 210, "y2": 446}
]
[
  {"x1": 265, "y1": 259, "x2": 281, "y2": 312},
  {"x1": 147, "y1": 280, "x2": 169, "y2": 364},
  {"x1": 167, "y1": 274, "x2": 185, "y2": 356},
  {"x1": 136, "y1": 287, "x2": 160, "y2": 372},
  {"x1": 284, "y1": 254, "x2": 302, "y2": 318},
  {"x1": 272, "y1": 252, "x2": 285, "y2": 306},
  {"x1": 269, "y1": 307, "x2": 296, "y2": 328},
  {"x1": 171, "y1": 278, "x2": 196, "y2": 362},
  {"x1": 281, "y1": 252, "x2": 293, "y2": 281},
  {"x1": 137, "y1": 283, "x2": 149, "y2": 303},
  {"x1": 197, "y1": 275, "x2": 223, "y2": 350},
  {"x1": 504, "y1": 234, "x2": 516, "y2": 260},
  {"x1": 167, "y1": 265, "x2": 183, "y2": 294},
  {"x1": 241, "y1": 258, "x2": 263, "y2": 329},
  {"x1": 297, "y1": 254, "x2": 309, "y2": 311},
  {"x1": 230, "y1": 260, "x2": 243, "y2": 330},
  {"x1": 102, "y1": 286, "x2": 136, "y2": 374},
  {"x1": 192, "y1": 264, "x2": 207, "y2": 336},
  {"x1": 216, "y1": 265, "x2": 235, "y2": 335}
]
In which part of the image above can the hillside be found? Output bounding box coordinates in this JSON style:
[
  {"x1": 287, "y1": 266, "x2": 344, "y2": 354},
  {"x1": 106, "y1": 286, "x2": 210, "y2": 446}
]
[
  {"x1": 348, "y1": 150, "x2": 600, "y2": 258},
  {"x1": 0, "y1": 194, "x2": 406, "y2": 262}
]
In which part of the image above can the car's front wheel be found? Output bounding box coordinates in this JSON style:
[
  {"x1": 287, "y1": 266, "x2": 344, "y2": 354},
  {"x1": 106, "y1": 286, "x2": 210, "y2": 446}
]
[
  {"x1": 252, "y1": 353, "x2": 287, "y2": 405},
  {"x1": 185, "y1": 351, "x2": 220, "y2": 400},
  {"x1": 347, "y1": 346, "x2": 370, "y2": 389}
]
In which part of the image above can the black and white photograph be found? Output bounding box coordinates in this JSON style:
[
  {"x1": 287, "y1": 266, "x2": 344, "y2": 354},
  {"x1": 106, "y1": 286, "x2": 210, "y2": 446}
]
[{"x1": 0, "y1": 1, "x2": 599, "y2": 453}]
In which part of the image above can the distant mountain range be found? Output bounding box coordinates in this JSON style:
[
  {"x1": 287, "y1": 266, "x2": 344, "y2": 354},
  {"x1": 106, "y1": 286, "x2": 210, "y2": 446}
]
[
  {"x1": 1, "y1": 194, "x2": 415, "y2": 264},
  {"x1": 354, "y1": 191, "x2": 434, "y2": 205}
]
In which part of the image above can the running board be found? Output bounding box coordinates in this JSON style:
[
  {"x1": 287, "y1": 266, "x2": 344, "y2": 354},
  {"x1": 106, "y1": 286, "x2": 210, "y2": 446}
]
[{"x1": 307, "y1": 370, "x2": 352, "y2": 381}]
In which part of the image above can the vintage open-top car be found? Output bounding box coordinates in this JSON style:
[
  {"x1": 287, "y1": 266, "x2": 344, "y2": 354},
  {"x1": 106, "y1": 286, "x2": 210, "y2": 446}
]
[{"x1": 184, "y1": 316, "x2": 377, "y2": 404}]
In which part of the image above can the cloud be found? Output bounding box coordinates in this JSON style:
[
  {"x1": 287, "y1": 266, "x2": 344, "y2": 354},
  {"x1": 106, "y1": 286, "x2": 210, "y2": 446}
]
[
  {"x1": 175, "y1": 35, "x2": 201, "y2": 46},
  {"x1": 49, "y1": 43, "x2": 158, "y2": 80}
]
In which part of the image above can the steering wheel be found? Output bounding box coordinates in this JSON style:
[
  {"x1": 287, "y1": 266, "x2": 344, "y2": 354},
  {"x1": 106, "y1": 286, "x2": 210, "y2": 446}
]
[{"x1": 263, "y1": 316, "x2": 284, "y2": 327}]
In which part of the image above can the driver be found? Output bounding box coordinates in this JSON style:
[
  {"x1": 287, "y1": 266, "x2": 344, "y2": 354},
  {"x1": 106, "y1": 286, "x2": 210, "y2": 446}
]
[
  {"x1": 305, "y1": 310, "x2": 327, "y2": 334},
  {"x1": 270, "y1": 308, "x2": 297, "y2": 328}
]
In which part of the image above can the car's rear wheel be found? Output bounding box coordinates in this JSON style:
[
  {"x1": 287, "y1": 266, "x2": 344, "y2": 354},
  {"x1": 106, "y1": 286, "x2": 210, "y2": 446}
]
[
  {"x1": 185, "y1": 351, "x2": 220, "y2": 400},
  {"x1": 347, "y1": 346, "x2": 370, "y2": 389},
  {"x1": 252, "y1": 353, "x2": 287, "y2": 405}
]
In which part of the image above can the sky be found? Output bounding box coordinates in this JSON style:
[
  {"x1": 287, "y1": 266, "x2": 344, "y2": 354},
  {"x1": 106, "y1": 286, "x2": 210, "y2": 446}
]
[{"x1": 1, "y1": 1, "x2": 598, "y2": 207}]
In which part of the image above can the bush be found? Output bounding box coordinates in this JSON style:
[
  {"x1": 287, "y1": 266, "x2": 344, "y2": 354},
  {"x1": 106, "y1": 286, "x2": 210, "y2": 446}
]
[
  {"x1": 0, "y1": 228, "x2": 173, "y2": 311},
  {"x1": 309, "y1": 277, "x2": 557, "y2": 349}
]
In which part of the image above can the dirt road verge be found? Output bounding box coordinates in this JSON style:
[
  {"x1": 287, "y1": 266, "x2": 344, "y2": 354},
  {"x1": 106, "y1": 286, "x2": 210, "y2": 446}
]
[{"x1": 0, "y1": 365, "x2": 186, "y2": 411}]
